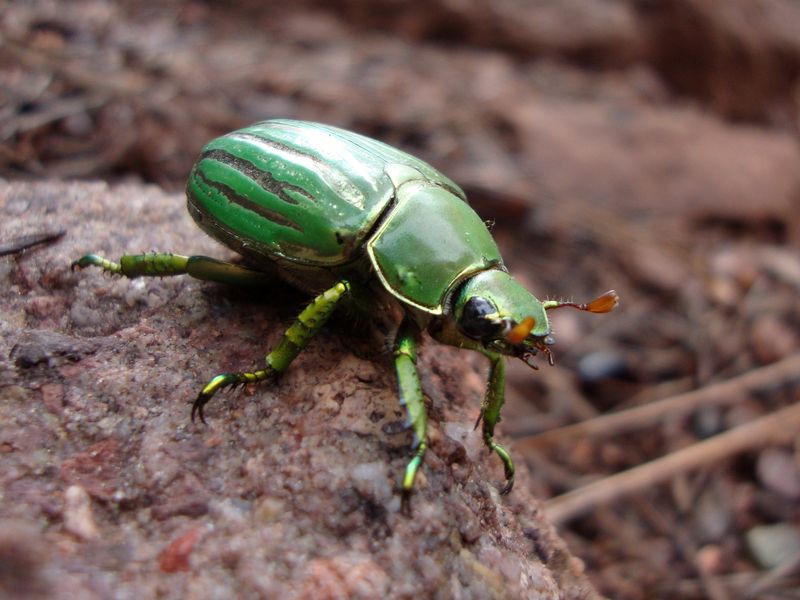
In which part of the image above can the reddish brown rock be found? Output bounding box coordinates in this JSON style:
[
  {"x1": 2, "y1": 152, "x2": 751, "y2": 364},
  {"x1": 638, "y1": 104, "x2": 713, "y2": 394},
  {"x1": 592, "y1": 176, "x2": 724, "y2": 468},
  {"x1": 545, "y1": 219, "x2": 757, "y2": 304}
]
[{"x1": 0, "y1": 180, "x2": 598, "y2": 598}]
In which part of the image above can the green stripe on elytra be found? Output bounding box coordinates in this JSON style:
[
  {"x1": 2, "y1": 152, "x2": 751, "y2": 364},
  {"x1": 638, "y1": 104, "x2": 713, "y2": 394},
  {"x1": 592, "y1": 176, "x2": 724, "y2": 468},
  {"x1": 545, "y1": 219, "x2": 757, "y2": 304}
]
[
  {"x1": 230, "y1": 132, "x2": 366, "y2": 210},
  {"x1": 231, "y1": 132, "x2": 329, "y2": 173},
  {"x1": 193, "y1": 169, "x2": 304, "y2": 233},
  {"x1": 200, "y1": 148, "x2": 314, "y2": 205}
]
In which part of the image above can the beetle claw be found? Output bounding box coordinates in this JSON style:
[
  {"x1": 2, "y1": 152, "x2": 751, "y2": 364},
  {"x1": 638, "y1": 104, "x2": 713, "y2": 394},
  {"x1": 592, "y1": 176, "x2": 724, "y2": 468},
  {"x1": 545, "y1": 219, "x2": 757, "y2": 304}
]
[
  {"x1": 473, "y1": 409, "x2": 484, "y2": 430},
  {"x1": 521, "y1": 353, "x2": 539, "y2": 370},
  {"x1": 400, "y1": 490, "x2": 413, "y2": 516},
  {"x1": 543, "y1": 346, "x2": 554, "y2": 367},
  {"x1": 191, "y1": 394, "x2": 209, "y2": 425}
]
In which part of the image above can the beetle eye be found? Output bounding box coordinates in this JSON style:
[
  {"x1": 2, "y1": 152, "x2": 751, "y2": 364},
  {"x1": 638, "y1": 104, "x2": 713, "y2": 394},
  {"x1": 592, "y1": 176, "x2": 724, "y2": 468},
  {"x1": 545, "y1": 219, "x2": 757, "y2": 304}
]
[{"x1": 459, "y1": 296, "x2": 502, "y2": 340}]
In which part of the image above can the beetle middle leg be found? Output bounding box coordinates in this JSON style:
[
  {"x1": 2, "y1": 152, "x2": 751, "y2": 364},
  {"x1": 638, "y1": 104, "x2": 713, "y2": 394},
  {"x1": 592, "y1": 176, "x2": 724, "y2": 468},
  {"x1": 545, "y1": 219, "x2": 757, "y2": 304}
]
[
  {"x1": 191, "y1": 280, "x2": 351, "y2": 423},
  {"x1": 393, "y1": 319, "x2": 428, "y2": 512},
  {"x1": 72, "y1": 252, "x2": 273, "y2": 286},
  {"x1": 476, "y1": 353, "x2": 515, "y2": 494}
]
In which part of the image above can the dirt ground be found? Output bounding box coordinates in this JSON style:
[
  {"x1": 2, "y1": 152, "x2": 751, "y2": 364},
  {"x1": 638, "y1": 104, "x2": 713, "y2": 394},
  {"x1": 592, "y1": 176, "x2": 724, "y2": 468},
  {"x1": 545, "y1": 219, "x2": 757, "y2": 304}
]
[{"x1": 2, "y1": 1, "x2": 800, "y2": 598}]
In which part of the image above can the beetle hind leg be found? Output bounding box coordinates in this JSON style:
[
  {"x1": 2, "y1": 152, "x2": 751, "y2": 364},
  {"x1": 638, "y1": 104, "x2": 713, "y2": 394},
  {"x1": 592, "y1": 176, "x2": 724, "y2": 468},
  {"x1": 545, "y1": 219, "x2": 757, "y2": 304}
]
[
  {"x1": 480, "y1": 354, "x2": 515, "y2": 495},
  {"x1": 72, "y1": 253, "x2": 272, "y2": 285},
  {"x1": 192, "y1": 280, "x2": 351, "y2": 423}
]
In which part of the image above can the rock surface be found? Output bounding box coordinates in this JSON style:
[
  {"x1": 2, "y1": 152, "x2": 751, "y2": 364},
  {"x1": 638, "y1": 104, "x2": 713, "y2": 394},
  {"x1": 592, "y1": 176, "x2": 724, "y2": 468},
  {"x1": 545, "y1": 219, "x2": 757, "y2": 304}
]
[{"x1": 0, "y1": 180, "x2": 598, "y2": 599}]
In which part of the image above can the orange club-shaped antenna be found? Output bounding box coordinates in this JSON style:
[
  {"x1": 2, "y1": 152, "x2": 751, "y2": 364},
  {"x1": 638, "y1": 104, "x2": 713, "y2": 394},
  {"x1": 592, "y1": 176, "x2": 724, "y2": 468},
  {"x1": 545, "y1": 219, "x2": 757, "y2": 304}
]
[{"x1": 544, "y1": 290, "x2": 619, "y2": 314}]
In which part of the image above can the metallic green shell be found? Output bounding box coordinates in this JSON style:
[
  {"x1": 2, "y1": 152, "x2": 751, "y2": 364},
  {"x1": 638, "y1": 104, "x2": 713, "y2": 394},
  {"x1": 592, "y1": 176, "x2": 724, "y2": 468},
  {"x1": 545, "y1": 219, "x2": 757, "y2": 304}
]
[
  {"x1": 186, "y1": 119, "x2": 464, "y2": 266},
  {"x1": 367, "y1": 183, "x2": 502, "y2": 313},
  {"x1": 186, "y1": 119, "x2": 504, "y2": 313}
]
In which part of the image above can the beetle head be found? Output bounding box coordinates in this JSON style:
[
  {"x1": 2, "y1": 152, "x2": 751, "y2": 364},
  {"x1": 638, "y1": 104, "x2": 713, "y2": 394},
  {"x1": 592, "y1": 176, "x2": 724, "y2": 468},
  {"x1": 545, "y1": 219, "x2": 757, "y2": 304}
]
[
  {"x1": 451, "y1": 270, "x2": 554, "y2": 367},
  {"x1": 444, "y1": 270, "x2": 619, "y2": 369}
]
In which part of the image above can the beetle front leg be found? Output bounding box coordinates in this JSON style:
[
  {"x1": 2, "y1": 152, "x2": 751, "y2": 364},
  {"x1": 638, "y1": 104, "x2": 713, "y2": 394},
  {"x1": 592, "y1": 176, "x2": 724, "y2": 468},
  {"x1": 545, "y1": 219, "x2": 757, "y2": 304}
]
[
  {"x1": 72, "y1": 253, "x2": 272, "y2": 286},
  {"x1": 192, "y1": 280, "x2": 351, "y2": 422},
  {"x1": 477, "y1": 353, "x2": 515, "y2": 494},
  {"x1": 393, "y1": 319, "x2": 428, "y2": 511}
]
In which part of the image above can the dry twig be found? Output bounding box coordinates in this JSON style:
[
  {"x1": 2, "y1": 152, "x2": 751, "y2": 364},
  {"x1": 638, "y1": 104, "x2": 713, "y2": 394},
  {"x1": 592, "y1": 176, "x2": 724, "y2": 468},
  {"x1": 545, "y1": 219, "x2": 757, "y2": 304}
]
[
  {"x1": 516, "y1": 353, "x2": 800, "y2": 450},
  {"x1": 544, "y1": 399, "x2": 800, "y2": 523}
]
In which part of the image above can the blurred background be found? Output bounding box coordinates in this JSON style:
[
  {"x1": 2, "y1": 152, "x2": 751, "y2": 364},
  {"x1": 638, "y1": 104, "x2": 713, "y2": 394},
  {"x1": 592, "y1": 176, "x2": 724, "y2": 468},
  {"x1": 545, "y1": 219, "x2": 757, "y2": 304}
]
[{"x1": 2, "y1": 0, "x2": 799, "y2": 597}]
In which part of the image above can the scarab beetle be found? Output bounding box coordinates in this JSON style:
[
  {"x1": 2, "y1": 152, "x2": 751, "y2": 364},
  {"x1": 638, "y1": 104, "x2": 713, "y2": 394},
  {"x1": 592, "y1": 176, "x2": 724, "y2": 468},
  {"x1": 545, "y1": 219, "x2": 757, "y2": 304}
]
[{"x1": 73, "y1": 119, "x2": 618, "y2": 505}]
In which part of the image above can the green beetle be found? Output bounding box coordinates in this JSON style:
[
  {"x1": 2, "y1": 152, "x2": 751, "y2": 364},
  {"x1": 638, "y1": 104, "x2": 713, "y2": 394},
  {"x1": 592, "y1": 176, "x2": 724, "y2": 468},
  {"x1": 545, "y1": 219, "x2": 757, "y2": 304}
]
[{"x1": 73, "y1": 119, "x2": 617, "y2": 506}]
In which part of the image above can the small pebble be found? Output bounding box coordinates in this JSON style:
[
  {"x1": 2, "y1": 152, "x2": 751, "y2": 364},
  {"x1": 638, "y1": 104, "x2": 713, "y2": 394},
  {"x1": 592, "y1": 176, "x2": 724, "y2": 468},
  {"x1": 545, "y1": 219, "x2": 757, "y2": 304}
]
[
  {"x1": 351, "y1": 462, "x2": 392, "y2": 504},
  {"x1": 696, "y1": 544, "x2": 725, "y2": 575},
  {"x1": 693, "y1": 483, "x2": 732, "y2": 543},
  {"x1": 746, "y1": 523, "x2": 800, "y2": 570},
  {"x1": 159, "y1": 526, "x2": 203, "y2": 573},
  {"x1": 39, "y1": 383, "x2": 64, "y2": 413},
  {"x1": 756, "y1": 448, "x2": 800, "y2": 500},
  {"x1": 750, "y1": 315, "x2": 798, "y2": 364},
  {"x1": 693, "y1": 406, "x2": 725, "y2": 439},
  {"x1": 63, "y1": 485, "x2": 100, "y2": 541},
  {"x1": 577, "y1": 351, "x2": 628, "y2": 383}
]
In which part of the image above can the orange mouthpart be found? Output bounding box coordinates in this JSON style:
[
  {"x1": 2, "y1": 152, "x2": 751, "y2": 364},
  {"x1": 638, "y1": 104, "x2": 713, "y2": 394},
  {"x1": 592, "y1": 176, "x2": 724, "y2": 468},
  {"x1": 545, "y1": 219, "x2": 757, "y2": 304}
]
[{"x1": 506, "y1": 316, "x2": 536, "y2": 344}]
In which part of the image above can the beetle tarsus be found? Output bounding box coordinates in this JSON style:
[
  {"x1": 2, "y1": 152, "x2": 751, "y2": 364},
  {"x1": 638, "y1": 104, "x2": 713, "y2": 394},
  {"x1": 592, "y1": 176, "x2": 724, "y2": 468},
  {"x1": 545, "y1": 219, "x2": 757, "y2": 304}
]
[
  {"x1": 71, "y1": 254, "x2": 123, "y2": 275},
  {"x1": 70, "y1": 255, "x2": 95, "y2": 271},
  {"x1": 191, "y1": 373, "x2": 237, "y2": 424},
  {"x1": 487, "y1": 439, "x2": 515, "y2": 496},
  {"x1": 499, "y1": 474, "x2": 515, "y2": 495},
  {"x1": 192, "y1": 368, "x2": 277, "y2": 424},
  {"x1": 400, "y1": 490, "x2": 413, "y2": 516}
]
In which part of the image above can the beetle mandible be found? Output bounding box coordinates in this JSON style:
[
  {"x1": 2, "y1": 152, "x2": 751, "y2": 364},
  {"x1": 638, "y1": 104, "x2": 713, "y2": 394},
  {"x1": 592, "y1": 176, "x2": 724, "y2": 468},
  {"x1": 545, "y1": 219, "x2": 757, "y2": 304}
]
[{"x1": 73, "y1": 119, "x2": 618, "y2": 507}]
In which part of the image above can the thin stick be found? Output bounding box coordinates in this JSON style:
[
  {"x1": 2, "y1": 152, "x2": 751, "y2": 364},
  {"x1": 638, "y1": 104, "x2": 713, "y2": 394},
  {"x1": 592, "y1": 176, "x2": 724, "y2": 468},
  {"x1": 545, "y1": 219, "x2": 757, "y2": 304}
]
[
  {"x1": 0, "y1": 229, "x2": 66, "y2": 256},
  {"x1": 543, "y1": 401, "x2": 800, "y2": 523},
  {"x1": 516, "y1": 353, "x2": 800, "y2": 450},
  {"x1": 746, "y1": 552, "x2": 800, "y2": 597}
]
